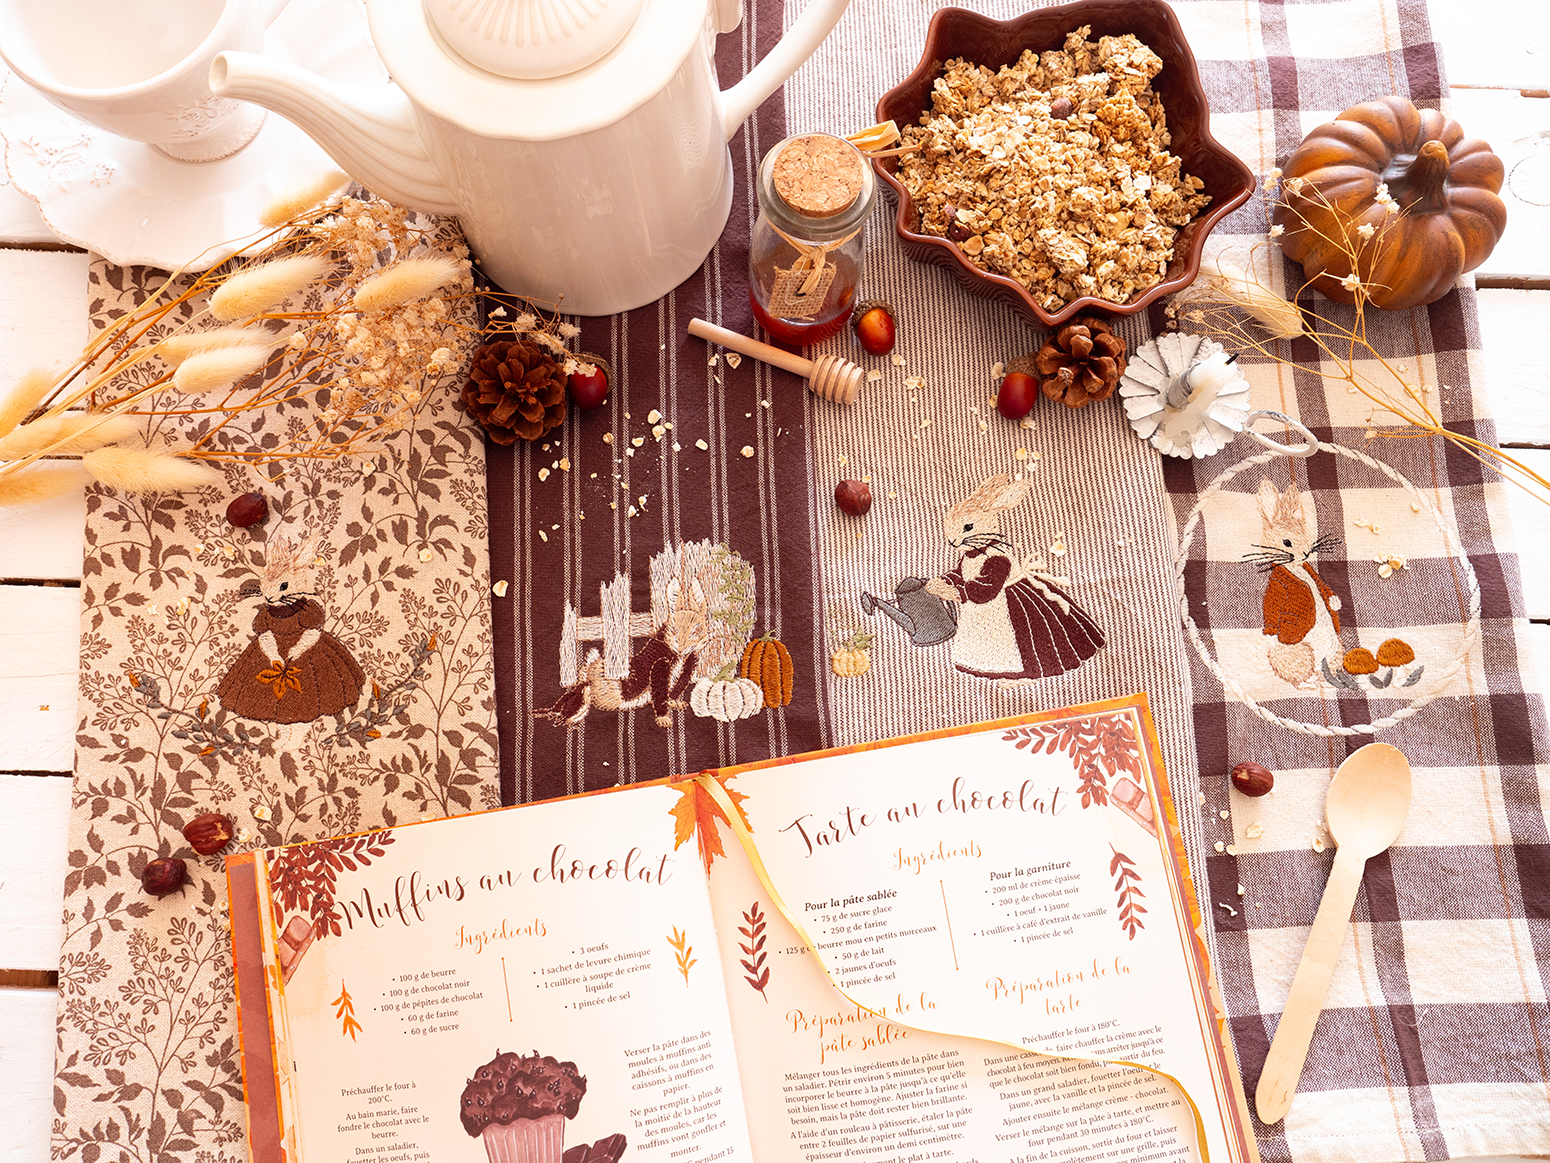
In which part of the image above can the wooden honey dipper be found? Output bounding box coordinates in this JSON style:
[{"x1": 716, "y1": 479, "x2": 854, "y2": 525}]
[{"x1": 687, "y1": 318, "x2": 865, "y2": 405}]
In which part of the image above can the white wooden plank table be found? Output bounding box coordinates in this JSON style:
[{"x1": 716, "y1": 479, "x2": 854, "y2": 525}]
[{"x1": 1, "y1": 6, "x2": 1548, "y2": 1158}]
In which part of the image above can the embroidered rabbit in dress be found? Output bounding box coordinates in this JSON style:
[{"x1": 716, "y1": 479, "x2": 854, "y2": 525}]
[
  {"x1": 1246, "y1": 479, "x2": 1346, "y2": 687},
  {"x1": 218, "y1": 534, "x2": 365, "y2": 724},
  {"x1": 543, "y1": 571, "x2": 709, "y2": 728},
  {"x1": 921, "y1": 474, "x2": 1104, "y2": 682}
]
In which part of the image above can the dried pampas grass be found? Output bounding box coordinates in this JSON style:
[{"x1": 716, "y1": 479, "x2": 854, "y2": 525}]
[
  {"x1": 0, "y1": 368, "x2": 54, "y2": 437},
  {"x1": 172, "y1": 344, "x2": 274, "y2": 395},
  {"x1": 1200, "y1": 260, "x2": 1306, "y2": 340},
  {"x1": 81, "y1": 447, "x2": 223, "y2": 494},
  {"x1": 352, "y1": 253, "x2": 463, "y2": 313},
  {"x1": 0, "y1": 412, "x2": 141, "y2": 460},
  {"x1": 157, "y1": 328, "x2": 268, "y2": 366},
  {"x1": 210, "y1": 254, "x2": 332, "y2": 321},
  {"x1": 259, "y1": 169, "x2": 350, "y2": 228},
  {"x1": 0, "y1": 463, "x2": 92, "y2": 508}
]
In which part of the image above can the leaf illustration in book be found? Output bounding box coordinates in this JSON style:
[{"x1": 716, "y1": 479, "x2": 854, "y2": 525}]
[
  {"x1": 1004, "y1": 713, "x2": 1153, "y2": 938},
  {"x1": 668, "y1": 926, "x2": 697, "y2": 986},
  {"x1": 1002, "y1": 712, "x2": 1141, "y2": 808},
  {"x1": 333, "y1": 980, "x2": 363, "y2": 1040},
  {"x1": 266, "y1": 829, "x2": 394, "y2": 981},
  {"x1": 669, "y1": 773, "x2": 751, "y2": 873},
  {"x1": 542, "y1": 540, "x2": 761, "y2": 729},
  {"x1": 740, "y1": 902, "x2": 771, "y2": 1001},
  {"x1": 458, "y1": 1050, "x2": 626, "y2": 1163},
  {"x1": 861, "y1": 473, "x2": 1104, "y2": 683}
]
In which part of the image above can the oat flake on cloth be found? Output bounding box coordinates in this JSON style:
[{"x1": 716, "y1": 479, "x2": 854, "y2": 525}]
[
  {"x1": 53, "y1": 217, "x2": 497, "y2": 1162},
  {"x1": 791, "y1": 0, "x2": 1550, "y2": 1160}
]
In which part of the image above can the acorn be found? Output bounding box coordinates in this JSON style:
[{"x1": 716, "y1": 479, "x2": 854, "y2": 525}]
[{"x1": 851, "y1": 301, "x2": 896, "y2": 356}]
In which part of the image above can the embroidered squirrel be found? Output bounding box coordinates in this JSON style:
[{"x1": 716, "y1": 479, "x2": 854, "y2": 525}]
[
  {"x1": 542, "y1": 573, "x2": 708, "y2": 728},
  {"x1": 1246, "y1": 479, "x2": 1346, "y2": 687}
]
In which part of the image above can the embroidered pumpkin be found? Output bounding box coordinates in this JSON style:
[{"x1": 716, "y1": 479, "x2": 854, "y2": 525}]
[
  {"x1": 740, "y1": 633, "x2": 794, "y2": 708},
  {"x1": 1272, "y1": 96, "x2": 1506, "y2": 310},
  {"x1": 689, "y1": 670, "x2": 763, "y2": 722},
  {"x1": 831, "y1": 630, "x2": 872, "y2": 677}
]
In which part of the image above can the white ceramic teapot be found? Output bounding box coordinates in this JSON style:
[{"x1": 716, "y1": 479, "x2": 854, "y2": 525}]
[{"x1": 211, "y1": 0, "x2": 852, "y2": 315}]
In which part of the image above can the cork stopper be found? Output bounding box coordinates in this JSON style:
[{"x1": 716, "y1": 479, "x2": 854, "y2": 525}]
[{"x1": 772, "y1": 135, "x2": 863, "y2": 218}]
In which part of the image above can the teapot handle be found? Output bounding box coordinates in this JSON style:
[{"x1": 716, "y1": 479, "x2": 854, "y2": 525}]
[{"x1": 719, "y1": 0, "x2": 851, "y2": 143}]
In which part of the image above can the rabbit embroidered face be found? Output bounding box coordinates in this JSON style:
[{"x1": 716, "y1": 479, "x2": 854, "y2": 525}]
[
  {"x1": 219, "y1": 533, "x2": 365, "y2": 724},
  {"x1": 943, "y1": 473, "x2": 1032, "y2": 552},
  {"x1": 865, "y1": 473, "x2": 1104, "y2": 683},
  {"x1": 1245, "y1": 479, "x2": 1341, "y2": 573},
  {"x1": 246, "y1": 533, "x2": 322, "y2": 608}
]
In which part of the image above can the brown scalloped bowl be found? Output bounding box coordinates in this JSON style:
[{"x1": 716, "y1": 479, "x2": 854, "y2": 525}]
[{"x1": 874, "y1": 0, "x2": 1255, "y2": 330}]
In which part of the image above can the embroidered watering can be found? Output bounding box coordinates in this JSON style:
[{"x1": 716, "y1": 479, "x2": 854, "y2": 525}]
[
  {"x1": 209, "y1": 0, "x2": 853, "y2": 315},
  {"x1": 861, "y1": 578, "x2": 958, "y2": 647}
]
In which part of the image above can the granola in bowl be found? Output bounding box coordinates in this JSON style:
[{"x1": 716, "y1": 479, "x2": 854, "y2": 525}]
[{"x1": 896, "y1": 26, "x2": 1210, "y2": 313}]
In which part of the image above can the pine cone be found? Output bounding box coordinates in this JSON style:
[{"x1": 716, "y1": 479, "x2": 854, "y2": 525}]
[
  {"x1": 461, "y1": 338, "x2": 568, "y2": 443},
  {"x1": 1020, "y1": 317, "x2": 1128, "y2": 409}
]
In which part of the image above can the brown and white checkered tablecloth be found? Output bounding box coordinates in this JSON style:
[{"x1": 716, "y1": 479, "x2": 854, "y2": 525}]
[{"x1": 490, "y1": 0, "x2": 1550, "y2": 1159}]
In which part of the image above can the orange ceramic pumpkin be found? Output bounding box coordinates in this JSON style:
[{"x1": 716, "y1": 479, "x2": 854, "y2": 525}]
[{"x1": 1272, "y1": 96, "x2": 1506, "y2": 310}]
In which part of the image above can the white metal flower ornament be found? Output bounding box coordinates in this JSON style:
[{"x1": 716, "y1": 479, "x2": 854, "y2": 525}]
[{"x1": 1120, "y1": 331, "x2": 1318, "y2": 459}]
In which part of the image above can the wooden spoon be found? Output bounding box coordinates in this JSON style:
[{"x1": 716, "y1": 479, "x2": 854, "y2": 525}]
[{"x1": 1254, "y1": 742, "x2": 1412, "y2": 1125}]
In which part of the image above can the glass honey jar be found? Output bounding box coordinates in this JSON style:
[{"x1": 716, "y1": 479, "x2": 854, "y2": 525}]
[{"x1": 748, "y1": 132, "x2": 876, "y2": 346}]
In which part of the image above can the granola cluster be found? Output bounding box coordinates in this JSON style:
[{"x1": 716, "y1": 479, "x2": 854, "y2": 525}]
[{"x1": 897, "y1": 27, "x2": 1210, "y2": 311}]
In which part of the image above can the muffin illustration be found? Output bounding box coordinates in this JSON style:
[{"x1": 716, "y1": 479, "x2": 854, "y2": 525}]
[{"x1": 460, "y1": 1051, "x2": 587, "y2": 1163}]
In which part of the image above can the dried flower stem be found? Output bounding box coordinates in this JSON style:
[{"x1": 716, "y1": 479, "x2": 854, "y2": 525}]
[{"x1": 1185, "y1": 183, "x2": 1550, "y2": 505}]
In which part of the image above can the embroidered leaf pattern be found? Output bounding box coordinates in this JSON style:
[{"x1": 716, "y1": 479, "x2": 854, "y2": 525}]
[
  {"x1": 1109, "y1": 846, "x2": 1146, "y2": 940},
  {"x1": 667, "y1": 926, "x2": 697, "y2": 986},
  {"x1": 739, "y1": 902, "x2": 771, "y2": 1001},
  {"x1": 267, "y1": 830, "x2": 395, "y2": 942},
  {"x1": 1002, "y1": 713, "x2": 1142, "y2": 808},
  {"x1": 669, "y1": 774, "x2": 752, "y2": 874},
  {"x1": 332, "y1": 980, "x2": 363, "y2": 1041}
]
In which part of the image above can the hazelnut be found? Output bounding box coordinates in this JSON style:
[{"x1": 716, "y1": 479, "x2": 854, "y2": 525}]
[
  {"x1": 226, "y1": 492, "x2": 268, "y2": 528},
  {"x1": 1230, "y1": 762, "x2": 1274, "y2": 797},
  {"x1": 183, "y1": 812, "x2": 234, "y2": 856},
  {"x1": 1050, "y1": 96, "x2": 1074, "y2": 120},
  {"x1": 834, "y1": 479, "x2": 872, "y2": 517},
  {"x1": 943, "y1": 202, "x2": 973, "y2": 243},
  {"x1": 141, "y1": 857, "x2": 188, "y2": 897}
]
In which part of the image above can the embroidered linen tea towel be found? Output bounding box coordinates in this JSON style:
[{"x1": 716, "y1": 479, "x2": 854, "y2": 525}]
[{"x1": 53, "y1": 212, "x2": 498, "y2": 1162}]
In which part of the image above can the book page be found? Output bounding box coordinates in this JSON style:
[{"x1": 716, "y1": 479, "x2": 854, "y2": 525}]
[
  {"x1": 250, "y1": 786, "x2": 755, "y2": 1163},
  {"x1": 703, "y1": 699, "x2": 1253, "y2": 1163}
]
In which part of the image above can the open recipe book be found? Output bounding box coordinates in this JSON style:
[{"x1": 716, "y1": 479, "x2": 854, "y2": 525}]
[{"x1": 227, "y1": 695, "x2": 1258, "y2": 1163}]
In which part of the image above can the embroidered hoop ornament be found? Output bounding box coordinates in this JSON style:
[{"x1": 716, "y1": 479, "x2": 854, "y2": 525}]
[{"x1": 1177, "y1": 441, "x2": 1480, "y2": 737}]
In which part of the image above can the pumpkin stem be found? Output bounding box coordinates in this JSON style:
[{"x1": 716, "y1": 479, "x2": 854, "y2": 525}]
[{"x1": 1390, "y1": 139, "x2": 1450, "y2": 214}]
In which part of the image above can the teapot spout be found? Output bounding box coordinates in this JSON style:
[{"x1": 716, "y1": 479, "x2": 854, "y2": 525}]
[{"x1": 211, "y1": 52, "x2": 459, "y2": 217}]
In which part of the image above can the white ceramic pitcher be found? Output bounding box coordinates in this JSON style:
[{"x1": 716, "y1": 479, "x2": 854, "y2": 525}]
[{"x1": 210, "y1": 0, "x2": 852, "y2": 315}]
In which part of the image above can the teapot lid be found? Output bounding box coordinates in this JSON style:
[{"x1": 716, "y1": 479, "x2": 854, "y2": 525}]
[{"x1": 424, "y1": 0, "x2": 645, "y2": 79}]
